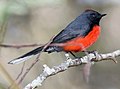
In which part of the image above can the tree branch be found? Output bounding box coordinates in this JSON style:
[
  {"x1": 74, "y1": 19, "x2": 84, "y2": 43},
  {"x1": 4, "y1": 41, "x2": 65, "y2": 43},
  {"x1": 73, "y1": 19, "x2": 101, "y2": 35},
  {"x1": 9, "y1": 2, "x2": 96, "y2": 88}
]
[
  {"x1": 0, "y1": 44, "x2": 43, "y2": 49},
  {"x1": 24, "y1": 50, "x2": 120, "y2": 89}
]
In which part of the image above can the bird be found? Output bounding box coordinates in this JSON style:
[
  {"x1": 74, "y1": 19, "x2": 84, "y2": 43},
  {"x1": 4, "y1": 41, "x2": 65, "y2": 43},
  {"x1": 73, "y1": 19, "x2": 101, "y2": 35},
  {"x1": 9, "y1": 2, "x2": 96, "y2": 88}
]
[{"x1": 8, "y1": 9, "x2": 106, "y2": 64}]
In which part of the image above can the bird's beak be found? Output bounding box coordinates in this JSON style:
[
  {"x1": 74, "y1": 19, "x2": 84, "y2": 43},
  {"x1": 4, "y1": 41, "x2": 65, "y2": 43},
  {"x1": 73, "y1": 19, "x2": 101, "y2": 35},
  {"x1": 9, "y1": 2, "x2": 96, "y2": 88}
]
[{"x1": 101, "y1": 14, "x2": 107, "y2": 17}]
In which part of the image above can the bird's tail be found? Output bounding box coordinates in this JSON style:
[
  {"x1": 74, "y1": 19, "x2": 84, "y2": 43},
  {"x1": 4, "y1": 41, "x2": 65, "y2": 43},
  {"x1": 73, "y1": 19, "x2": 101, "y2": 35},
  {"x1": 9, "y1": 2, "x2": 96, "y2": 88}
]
[{"x1": 8, "y1": 46, "x2": 44, "y2": 64}]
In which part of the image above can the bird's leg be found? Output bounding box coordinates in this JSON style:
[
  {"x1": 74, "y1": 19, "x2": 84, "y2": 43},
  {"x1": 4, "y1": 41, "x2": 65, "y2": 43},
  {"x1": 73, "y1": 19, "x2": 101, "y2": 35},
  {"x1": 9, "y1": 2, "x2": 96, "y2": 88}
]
[
  {"x1": 82, "y1": 50, "x2": 99, "y2": 61},
  {"x1": 69, "y1": 51, "x2": 77, "y2": 58},
  {"x1": 82, "y1": 50, "x2": 97, "y2": 55}
]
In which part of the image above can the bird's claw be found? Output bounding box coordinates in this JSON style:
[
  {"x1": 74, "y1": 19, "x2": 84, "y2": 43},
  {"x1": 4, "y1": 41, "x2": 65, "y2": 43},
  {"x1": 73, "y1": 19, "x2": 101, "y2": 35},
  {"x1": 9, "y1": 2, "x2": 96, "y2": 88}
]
[
  {"x1": 86, "y1": 50, "x2": 100, "y2": 62},
  {"x1": 65, "y1": 53, "x2": 72, "y2": 60},
  {"x1": 87, "y1": 50, "x2": 98, "y2": 55}
]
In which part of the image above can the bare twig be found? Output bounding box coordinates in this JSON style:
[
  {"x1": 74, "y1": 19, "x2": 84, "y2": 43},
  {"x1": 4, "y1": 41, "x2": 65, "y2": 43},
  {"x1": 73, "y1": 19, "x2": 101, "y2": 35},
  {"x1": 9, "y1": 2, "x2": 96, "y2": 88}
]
[
  {"x1": 0, "y1": 44, "x2": 43, "y2": 49},
  {"x1": 16, "y1": 62, "x2": 26, "y2": 80},
  {"x1": 8, "y1": 62, "x2": 26, "y2": 89},
  {"x1": 24, "y1": 50, "x2": 120, "y2": 89}
]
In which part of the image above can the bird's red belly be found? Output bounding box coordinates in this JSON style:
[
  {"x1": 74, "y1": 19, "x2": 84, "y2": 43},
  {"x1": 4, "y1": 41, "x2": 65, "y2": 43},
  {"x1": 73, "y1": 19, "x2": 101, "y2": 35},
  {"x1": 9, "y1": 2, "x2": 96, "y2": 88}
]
[{"x1": 63, "y1": 25, "x2": 100, "y2": 52}]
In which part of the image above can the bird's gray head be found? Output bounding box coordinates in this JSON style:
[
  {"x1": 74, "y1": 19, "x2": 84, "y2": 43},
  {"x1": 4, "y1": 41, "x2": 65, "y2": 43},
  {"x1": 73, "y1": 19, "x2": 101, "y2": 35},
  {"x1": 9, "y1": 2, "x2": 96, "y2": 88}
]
[{"x1": 81, "y1": 9, "x2": 106, "y2": 25}]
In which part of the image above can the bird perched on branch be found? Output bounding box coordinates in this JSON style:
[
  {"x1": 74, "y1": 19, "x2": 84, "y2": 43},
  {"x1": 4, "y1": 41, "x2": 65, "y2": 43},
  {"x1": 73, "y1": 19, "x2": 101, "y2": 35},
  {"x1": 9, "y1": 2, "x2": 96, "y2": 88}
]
[{"x1": 8, "y1": 9, "x2": 106, "y2": 64}]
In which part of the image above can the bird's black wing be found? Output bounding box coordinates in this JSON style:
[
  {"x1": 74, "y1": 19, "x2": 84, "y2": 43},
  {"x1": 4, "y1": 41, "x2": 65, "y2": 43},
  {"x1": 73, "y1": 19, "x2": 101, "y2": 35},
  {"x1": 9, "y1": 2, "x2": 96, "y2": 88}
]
[{"x1": 52, "y1": 23, "x2": 91, "y2": 43}]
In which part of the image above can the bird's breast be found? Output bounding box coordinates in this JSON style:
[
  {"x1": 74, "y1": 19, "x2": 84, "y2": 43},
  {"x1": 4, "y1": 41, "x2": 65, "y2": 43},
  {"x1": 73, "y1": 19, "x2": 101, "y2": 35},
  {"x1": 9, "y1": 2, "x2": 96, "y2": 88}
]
[{"x1": 63, "y1": 25, "x2": 101, "y2": 52}]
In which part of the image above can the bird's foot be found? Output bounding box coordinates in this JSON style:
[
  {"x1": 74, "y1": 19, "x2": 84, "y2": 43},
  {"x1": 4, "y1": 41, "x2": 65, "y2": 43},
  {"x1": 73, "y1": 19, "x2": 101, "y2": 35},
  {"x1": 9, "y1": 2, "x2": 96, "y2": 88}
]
[
  {"x1": 65, "y1": 53, "x2": 72, "y2": 60},
  {"x1": 82, "y1": 50, "x2": 97, "y2": 54},
  {"x1": 82, "y1": 50, "x2": 99, "y2": 62}
]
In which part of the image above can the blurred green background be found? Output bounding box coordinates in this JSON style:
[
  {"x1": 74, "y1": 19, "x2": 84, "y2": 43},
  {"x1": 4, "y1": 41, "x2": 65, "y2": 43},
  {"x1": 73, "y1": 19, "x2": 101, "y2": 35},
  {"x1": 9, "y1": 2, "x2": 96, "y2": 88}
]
[{"x1": 0, "y1": 0, "x2": 120, "y2": 89}]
